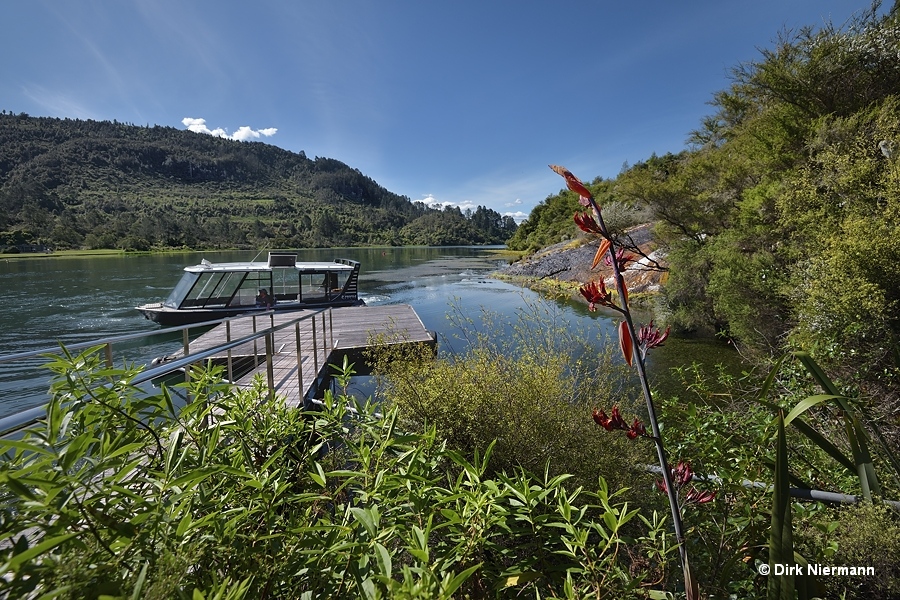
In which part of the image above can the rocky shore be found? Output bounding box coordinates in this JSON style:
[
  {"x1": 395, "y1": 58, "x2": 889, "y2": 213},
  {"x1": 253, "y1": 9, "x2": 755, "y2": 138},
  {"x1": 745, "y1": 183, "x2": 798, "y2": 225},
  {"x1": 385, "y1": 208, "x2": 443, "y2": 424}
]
[{"x1": 494, "y1": 223, "x2": 667, "y2": 297}]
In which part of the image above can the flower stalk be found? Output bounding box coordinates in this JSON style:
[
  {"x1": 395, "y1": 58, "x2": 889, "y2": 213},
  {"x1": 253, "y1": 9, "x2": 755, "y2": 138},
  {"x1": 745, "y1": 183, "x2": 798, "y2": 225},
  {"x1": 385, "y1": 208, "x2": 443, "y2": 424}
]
[{"x1": 552, "y1": 165, "x2": 697, "y2": 599}]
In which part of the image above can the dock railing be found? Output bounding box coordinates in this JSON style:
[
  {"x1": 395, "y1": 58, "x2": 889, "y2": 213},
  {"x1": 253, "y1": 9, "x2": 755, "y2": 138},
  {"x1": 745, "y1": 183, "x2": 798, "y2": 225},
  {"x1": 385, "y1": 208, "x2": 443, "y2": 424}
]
[{"x1": 0, "y1": 308, "x2": 335, "y2": 439}]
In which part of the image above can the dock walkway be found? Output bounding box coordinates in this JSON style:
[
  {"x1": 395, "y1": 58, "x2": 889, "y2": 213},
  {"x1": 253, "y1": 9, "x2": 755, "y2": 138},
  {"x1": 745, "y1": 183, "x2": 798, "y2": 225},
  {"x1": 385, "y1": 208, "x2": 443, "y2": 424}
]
[{"x1": 177, "y1": 304, "x2": 434, "y2": 407}]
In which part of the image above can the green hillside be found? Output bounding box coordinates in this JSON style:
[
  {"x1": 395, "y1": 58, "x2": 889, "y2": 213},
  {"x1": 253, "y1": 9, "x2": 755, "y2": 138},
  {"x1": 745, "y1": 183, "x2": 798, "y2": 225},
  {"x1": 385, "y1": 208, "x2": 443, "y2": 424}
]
[{"x1": 0, "y1": 114, "x2": 517, "y2": 250}]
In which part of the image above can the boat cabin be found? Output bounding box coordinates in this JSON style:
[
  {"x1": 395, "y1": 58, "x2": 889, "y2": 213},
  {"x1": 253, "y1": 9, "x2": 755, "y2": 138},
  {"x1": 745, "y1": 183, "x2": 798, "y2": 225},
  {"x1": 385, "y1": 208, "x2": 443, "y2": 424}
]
[{"x1": 137, "y1": 254, "x2": 362, "y2": 326}]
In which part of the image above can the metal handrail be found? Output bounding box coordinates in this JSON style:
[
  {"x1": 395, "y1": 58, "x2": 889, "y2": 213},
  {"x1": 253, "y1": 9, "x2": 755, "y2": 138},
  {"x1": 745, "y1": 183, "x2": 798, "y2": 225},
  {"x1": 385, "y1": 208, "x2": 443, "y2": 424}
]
[
  {"x1": 0, "y1": 310, "x2": 277, "y2": 365},
  {"x1": 0, "y1": 308, "x2": 333, "y2": 438}
]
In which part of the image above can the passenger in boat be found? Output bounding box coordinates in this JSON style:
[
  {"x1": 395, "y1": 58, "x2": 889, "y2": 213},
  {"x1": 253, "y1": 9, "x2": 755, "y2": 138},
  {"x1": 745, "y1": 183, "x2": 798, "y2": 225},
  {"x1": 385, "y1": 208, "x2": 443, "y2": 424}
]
[{"x1": 255, "y1": 288, "x2": 275, "y2": 308}]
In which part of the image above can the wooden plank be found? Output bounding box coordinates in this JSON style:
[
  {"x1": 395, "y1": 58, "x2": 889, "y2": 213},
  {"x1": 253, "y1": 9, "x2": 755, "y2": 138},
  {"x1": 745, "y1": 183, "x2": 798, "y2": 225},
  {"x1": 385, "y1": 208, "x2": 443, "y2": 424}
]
[{"x1": 174, "y1": 305, "x2": 433, "y2": 407}]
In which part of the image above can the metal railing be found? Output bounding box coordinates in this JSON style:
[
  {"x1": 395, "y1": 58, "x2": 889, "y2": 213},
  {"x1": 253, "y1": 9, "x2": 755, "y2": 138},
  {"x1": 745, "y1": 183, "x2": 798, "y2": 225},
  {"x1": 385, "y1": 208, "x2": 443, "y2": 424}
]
[{"x1": 0, "y1": 308, "x2": 336, "y2": 438}]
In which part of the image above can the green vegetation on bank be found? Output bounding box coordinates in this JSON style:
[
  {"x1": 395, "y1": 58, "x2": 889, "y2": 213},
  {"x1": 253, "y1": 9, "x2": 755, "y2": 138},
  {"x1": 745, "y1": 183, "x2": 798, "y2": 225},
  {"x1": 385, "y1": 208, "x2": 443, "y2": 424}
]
[
  {"x1": 0, "y1": 114, "x2": 517, "y2": 251},
  {"x1": 509, "y1": 4, "x2": 900, "y2": 402}
]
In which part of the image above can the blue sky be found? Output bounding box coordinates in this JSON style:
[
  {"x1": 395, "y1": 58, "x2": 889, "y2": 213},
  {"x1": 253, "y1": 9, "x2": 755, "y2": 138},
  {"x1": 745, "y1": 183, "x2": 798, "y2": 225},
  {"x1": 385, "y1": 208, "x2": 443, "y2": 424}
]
[{"x1": 2, "y1": 1, "x2": 884, "y2": 221}]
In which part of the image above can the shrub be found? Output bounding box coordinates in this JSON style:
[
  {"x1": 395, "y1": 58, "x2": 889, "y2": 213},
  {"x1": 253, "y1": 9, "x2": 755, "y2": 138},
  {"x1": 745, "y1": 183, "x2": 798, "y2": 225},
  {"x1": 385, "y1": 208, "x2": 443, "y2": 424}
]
[{"x1": 370, "y1": 296, "x2": 650, "y2": 494}]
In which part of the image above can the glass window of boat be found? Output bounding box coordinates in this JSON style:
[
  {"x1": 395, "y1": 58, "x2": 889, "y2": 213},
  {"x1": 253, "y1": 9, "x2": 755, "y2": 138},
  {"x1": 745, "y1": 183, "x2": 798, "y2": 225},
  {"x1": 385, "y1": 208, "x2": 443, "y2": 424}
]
[
  {"x1": 178, "y1": 271, "x2": 243, "y2": 308},
  {"x1": 299, "y1": 269, "x2": 350, "y2": 302},
  {"x1": 330, "y1": 269, "x2": 351, "y2": 294},
  {"x1": 271, "y1": 268, "x2": 299, "y2": 302},
  {"x1": 300, "y1": 272, "x2": 328, "y2": 302},
  {"x1": 228, "y1": 271, "x2": 274, "y2": 307},
  {"x1": 163, "y1": 272, "x2": 200, "y2": 308}
]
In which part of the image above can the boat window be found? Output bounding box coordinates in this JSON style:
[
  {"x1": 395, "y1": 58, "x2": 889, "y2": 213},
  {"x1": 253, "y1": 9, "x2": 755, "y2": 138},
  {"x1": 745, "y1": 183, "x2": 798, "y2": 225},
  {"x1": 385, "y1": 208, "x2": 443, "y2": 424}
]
[
  {"x1": 207, "y1": 272, "x2": 245, "y2": 307},
  {"x1": 271, "y1": 268, "x2": 300, "y2": 301},
  {"x1": 330, "y1": 270, "x2": 351, "y2": 296},
  {"x1": 229, "y1": 271, "x2": 273, "y2": 307},
  {"x1": 164, "y1": 272, "x2": 200, "y2": 308},
  {"x1": 181, "y1": 272, "x2": 228, "y2": 308},
  {"x1": 300, "y1": 273, "x2": 328, "y2": 303}
]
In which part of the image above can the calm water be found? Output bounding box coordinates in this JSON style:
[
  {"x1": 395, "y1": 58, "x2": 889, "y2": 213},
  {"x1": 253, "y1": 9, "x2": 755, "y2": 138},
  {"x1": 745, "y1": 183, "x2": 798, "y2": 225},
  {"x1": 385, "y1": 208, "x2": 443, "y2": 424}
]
[{"x1": 0, "y1": 247, "x2": 741, "y2": 419}]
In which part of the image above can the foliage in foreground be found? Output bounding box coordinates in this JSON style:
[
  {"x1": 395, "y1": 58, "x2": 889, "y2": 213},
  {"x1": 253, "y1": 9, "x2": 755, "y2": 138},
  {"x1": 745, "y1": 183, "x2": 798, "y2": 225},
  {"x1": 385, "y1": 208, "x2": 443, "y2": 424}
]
[{"x1": 0, "y1": 346, "x2": 670, "y2": 599}]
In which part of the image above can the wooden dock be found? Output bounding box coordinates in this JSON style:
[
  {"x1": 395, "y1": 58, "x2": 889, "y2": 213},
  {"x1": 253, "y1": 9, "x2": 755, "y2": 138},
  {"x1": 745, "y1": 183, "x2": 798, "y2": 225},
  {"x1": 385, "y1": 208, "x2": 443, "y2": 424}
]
[{"x1": 176, "y1": 305, "x2": 434, "y2": 407}]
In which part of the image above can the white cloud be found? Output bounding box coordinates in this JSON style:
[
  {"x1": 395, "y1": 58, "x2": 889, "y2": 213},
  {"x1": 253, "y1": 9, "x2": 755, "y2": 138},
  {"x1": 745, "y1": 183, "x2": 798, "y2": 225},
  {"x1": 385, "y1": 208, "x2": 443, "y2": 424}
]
[
  {"x1": 415, "y1": 194, "x2": 477, "y2": 212},
  {"x1": 504, "y1": 211, "x2": 529, "y2": 223},
  {"x1": 182, "y1": 117, "x2": 277, "y2": 141},
  {"x1": 504, "y1": 198, "x2": 523, "y2": 207}
]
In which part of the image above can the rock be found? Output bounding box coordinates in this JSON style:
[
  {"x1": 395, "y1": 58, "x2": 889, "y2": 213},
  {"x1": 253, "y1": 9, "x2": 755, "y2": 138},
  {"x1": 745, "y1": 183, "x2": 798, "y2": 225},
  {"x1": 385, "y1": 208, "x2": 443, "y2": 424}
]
[{"x1": 496, "y1": 223, "x2": 668, "y2": 295}]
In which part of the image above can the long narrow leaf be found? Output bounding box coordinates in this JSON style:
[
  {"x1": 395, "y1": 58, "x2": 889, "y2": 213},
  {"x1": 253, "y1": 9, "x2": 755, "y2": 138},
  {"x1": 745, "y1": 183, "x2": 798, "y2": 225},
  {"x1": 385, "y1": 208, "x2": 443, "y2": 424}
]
[
  {"x1": 845, "y1": 415, "x2": 881, "y2": 501},
  {"x1": 758, "y1": 355, "x2": 788, "y2": 402},
  {"x1": 443, "y1": 563, "x2": 483, "y2": 597},
  {"x1": 768, "y1": 412, "x2": 795, "y2": 600},
  {"x1": 784, "y1": 395, "x2": 846, "y2": 426},
  {"x1": 2, "y1": 532, "x2": 79, "y2": 571},
  {"x1": 794, "y1": 352, "x2": 840, "y2": 396},
  {"x1": 788, "y1": 418, "x2": 856, "y2": 475}
]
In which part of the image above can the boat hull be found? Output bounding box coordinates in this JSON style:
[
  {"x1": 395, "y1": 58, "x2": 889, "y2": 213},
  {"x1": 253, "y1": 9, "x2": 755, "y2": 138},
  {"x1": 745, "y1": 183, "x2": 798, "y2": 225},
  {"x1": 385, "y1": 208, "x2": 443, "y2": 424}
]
[{"x1": 136, "y1": 299, "x2": 365, "y2": 327}]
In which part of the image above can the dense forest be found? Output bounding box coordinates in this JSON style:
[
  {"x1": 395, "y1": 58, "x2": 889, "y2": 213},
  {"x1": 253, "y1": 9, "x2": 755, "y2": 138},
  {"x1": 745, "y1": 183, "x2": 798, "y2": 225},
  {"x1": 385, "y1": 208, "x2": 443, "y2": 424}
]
[
  {"x1": 0, "y1": 114, "x2": 517, "y2": 250},
  {"x1": 509, "y1": 4, "x2": 900, "y2": 398}
]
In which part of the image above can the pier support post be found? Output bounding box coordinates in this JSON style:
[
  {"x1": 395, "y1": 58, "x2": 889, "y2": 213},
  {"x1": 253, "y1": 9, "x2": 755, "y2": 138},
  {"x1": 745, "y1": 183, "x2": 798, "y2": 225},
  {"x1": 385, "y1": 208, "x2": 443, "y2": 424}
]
[
  {"x1": 295, "y1": 322, "x2": 303, "y2": 397},
  {"x1": 311, "y1": 315, "x2": 319, "y2": 375},
  {"x1": 226, "y1": 320, "x2": 234, "y2": 383},
  {"x1": 264, "y1": 332, "x2": 275, "y2": 404}
]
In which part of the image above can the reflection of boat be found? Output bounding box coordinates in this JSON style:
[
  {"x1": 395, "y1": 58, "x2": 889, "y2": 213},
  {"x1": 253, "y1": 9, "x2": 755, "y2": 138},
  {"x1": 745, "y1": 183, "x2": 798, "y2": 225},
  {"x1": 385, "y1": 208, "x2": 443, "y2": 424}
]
[{"x1": 136, "y1": 254, "x2": 363, "y2": 326}]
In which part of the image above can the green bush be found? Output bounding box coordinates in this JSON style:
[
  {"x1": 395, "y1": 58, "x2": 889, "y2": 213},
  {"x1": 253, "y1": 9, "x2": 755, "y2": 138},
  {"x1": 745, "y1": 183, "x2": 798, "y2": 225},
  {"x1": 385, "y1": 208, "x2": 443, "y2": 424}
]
[
  {"x1": 370, "y1": 297, "x2": 651, "y2": 494},
  {"x1": 795, "y1": 502, "x2": 900, "y2": 600}
]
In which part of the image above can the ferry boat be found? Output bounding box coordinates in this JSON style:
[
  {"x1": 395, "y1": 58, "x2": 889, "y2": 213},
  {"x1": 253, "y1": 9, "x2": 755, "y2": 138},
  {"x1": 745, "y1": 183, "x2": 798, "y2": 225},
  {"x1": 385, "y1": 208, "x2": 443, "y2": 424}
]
[{"x1": 136, "y1": 253, "x2": 363, "y2": 326}]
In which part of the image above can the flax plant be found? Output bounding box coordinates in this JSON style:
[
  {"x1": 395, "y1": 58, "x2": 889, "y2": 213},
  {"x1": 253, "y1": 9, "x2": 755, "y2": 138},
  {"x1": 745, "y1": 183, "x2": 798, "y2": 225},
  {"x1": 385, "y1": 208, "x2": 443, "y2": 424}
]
[{"x1": 550, "y1": 165, "x2": 698, "y2": 599}]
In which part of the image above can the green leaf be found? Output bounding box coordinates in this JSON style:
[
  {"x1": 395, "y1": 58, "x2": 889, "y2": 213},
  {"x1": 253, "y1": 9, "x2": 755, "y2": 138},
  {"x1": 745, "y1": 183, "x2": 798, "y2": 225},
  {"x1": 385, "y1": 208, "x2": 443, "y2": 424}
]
[
  {"x1": 757, "y1": 354, "x2": 787, "y2": 402},
  {"x1": 788, "y1": 417, "x2": 856, "y2": 474},
  {"x1": 768, "y1": 412, "x2": 795, "y2": 600},
  {"x1": 443, "y1": 563, "x2": 482, "y2": 597},
  {"x1": 794, "y1": 352, "x2": 841, "y2": 396},
  {"x1": 784, "y1": 394, "x2": 846, "y2": 426},
  {"x1": 2, "y1": 532, "x2": 79, "y2": 571},
  {"x1": 350, "y1": 507, "x2": 376, "y2": 537},
  {"x1": 308, "y1": 463, "x2": 327, "y2": 488},
  {"x1": 374, "y1": 542, "x2": 392, "y2": 579},
  {"x1": 176, "y1": 512, "x2": 193, "y2": 538},
  {"x1": 0, "y1": 439, "x2": 53, "y2": 456},
  {"x1": 131, "y1": 562, "x2": 149, "y2": 600},
  {"x1": 169, "y1": 466, "x2": 220, "y2": 490}
]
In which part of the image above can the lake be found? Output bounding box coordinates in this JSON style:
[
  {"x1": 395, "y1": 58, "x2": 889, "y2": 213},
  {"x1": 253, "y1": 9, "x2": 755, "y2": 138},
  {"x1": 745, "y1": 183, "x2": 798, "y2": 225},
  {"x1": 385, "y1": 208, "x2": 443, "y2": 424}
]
[{"x1": 0, "y1": 247, "x2": 741, "y2": 420}]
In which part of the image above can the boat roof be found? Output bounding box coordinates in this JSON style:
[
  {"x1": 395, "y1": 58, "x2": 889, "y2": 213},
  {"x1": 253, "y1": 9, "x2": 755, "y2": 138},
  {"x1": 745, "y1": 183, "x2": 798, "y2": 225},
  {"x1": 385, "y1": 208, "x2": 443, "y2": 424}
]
[{"x1": 184, "y1": 260, "x2": 355, "y2": 273}]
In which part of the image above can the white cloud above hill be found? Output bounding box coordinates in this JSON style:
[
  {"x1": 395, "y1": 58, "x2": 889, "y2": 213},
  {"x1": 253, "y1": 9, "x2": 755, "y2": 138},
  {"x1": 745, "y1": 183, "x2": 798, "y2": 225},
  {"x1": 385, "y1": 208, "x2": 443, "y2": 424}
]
[{"x1": 182, "y1": 117, "x2": 277, "y2": 141}]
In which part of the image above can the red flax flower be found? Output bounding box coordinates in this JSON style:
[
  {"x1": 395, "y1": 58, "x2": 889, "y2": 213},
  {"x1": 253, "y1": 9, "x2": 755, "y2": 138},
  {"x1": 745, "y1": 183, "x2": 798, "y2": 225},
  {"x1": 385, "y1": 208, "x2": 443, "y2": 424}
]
[
  {"x1": 638, "y1": 320, "x2": 671, "y2": 352},
  {"x1": 685, "y1": 488, "x2": 717, "y2": 504},
  {"x1": 574, "y1": 211, "x2": 603, "y2": 234},
  {"x1": 592, "y1": 406, "x2": 648, "y2": 439},
  {"x1": 656, "y1": 461, "x2": 716, "y2": 505},
  {"x1": 603, "y1": 248, "x2": 634, "y2": 271},
  {"x1": 550, "y1": 165, "x2": 593, "y2": 206},
  {"x1": 579, "y1": 280, "x2": 613, "y2": 311},
  {"x1": 626, "y1": 418, "x2": 647, "y2": 439}
]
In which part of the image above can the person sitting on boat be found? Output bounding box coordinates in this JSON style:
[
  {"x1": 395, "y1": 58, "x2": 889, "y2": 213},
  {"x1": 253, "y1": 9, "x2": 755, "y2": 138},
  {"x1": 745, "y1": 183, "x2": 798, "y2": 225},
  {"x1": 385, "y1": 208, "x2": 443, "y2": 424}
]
[{"x1": 255, "y1": 288, "x2": 275, "y2": 308}]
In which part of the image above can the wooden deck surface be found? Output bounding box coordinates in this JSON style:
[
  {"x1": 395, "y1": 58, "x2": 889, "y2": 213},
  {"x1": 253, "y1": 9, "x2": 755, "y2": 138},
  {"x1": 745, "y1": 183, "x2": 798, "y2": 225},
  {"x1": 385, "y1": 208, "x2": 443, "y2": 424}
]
[{"x1": 179, "y1": 305, "x2": 433, "y2": 407}]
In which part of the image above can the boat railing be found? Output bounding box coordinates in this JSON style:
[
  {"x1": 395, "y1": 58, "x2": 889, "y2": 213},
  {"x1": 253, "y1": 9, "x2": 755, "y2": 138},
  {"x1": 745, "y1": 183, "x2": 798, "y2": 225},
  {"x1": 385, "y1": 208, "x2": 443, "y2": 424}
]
[{"x1": 0, "y1": 308, "x2": 335, "y2": 439}]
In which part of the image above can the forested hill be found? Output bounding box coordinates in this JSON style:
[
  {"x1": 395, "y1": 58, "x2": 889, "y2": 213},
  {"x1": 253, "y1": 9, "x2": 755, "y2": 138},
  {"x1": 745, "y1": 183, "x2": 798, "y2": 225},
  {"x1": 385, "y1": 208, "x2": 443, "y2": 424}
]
[{"x1": 0, "y1": 113, "x2": 517, "y2": 250}]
